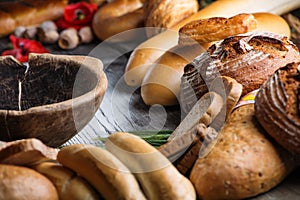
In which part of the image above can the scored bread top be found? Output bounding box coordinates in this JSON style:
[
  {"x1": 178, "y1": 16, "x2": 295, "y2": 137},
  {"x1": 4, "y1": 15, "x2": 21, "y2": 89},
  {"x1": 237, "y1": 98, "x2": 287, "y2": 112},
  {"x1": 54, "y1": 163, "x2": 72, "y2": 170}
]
[
  {"x1": 180, "y1": 32, "x2": 300, "y2": 114},
  {"x1": 255, "y1": 62, "x2": 300, "y2": 154}
]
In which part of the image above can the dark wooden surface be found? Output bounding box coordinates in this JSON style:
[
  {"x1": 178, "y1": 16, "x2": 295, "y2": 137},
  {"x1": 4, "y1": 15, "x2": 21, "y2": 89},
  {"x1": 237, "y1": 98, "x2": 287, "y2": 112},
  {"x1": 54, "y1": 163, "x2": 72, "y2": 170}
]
[{"x1": 0, "y1": 33, "x2": 299, "y2": 199}]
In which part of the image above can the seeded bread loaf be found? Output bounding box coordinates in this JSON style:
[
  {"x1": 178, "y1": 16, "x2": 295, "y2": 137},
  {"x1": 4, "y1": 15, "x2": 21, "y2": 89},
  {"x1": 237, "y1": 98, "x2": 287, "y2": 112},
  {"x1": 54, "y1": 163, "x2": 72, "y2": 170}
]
[
  {"x1": 190, "y1": 104, "x2": 299, "y2": 199},
  {"x1": 255, "y1": 62, "x2": 300, "y2": 154},
  {"x1": 180, "y1": 32, "x2": 300, "y2": 114}
]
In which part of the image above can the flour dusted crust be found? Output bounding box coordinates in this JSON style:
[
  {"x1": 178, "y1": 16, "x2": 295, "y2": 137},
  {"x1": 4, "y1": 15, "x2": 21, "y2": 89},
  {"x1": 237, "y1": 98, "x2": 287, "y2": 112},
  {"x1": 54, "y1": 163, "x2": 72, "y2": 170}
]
[
  {"x1": 255, "y1": 62, "x2": 300, "y2": 154},
  {"x1": 180, "y1": 32, "x2": 300, "y2": 114}
]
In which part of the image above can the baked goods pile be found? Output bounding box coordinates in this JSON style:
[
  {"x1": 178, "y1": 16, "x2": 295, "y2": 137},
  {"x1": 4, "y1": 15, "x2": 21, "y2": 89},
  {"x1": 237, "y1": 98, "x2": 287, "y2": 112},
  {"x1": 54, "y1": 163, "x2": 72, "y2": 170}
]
[
  {"x1": 0, "y1": 0, "x2": 300, "y2": 199},
  {"x1": 179, "y1": 32, "x2": 300, "y2": 114},
  {"x1": 0, "y1": 136, "x2": 196, "y2": 199}
]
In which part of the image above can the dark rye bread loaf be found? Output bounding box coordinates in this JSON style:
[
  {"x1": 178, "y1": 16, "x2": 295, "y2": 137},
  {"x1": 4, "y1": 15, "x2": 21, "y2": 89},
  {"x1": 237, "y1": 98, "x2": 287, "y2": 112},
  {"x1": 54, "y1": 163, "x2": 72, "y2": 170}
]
[
  {"x1": 180, "y1": 32, "x2": 300, "y2": 114},
  {"x1": 255, "y1": 62, "x2": 300, "y2": 154}
]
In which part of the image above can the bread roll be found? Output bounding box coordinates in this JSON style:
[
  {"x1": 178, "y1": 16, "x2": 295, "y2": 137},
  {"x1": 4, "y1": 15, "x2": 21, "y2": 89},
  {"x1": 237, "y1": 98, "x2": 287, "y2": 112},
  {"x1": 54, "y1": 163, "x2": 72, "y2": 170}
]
[
  {"x1": 0, "y1": 11, "x2": 15, "y2": 37},
  {"x1": 0, "y1": 138, "x2": 58, "y2": 166},
  {"x1": 0, "y1": 0, "x2": 68, "y2": 37},
  {"x1": 106, "y1": 132, "x2": 196, "y2": 200},
  {"x1": 57, "y1": 144, "x2": 146, "y2": 200},
  {"x1": 180, "y1": 32, "x2": 300, "y2": 114},
  {"x1": 0, "y1": 164, "x2": 59, "y2": 200},
  {"x1": 125, "y1": 0, "x2": 300, "y2": 87},
  {"x1": 190, "y1": 104, "x2": 299, "y2": 199},
  {"x1": 32, "y1": 162, "x2": 101, "y2": 200},
  {"x1": 143, "y1": 0, "x2": 199, "y2": 37},
  {"x1": 255, "y1": 62, "x2": 300, "y2": 154},
  {"x1": 92, "y1": 0, "x2": 144, "y2": 42}
]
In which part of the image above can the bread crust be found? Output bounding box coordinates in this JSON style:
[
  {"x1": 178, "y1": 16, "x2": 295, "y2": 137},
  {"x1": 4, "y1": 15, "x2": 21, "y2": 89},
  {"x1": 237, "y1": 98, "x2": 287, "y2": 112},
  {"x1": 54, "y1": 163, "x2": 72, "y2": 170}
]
[
  {"x1": 180, "y1": 32, "x2": 300, "y2": 113},
  {"x1": 144, "y1": 0, "x2": 199, "y2": 36},
  {"x1": 92, "y1": 0, "x2": 144, "y2": 41},
  {"x1": 255, "y1": 62, "x2": 300, "y2": 154},
  {"x1": 57, "y1": 144, "x2": 146, "y2": 200},
  {"x1": 32, "y1": 162, "x2": 101, "y2": 200},
  {"x1": 190, "y1": 104, "x2": 299, "y2": 199},
  {"x1": 179, "y1": 13, "x2": 257, "y2": 45},
  {"x1": 0, "y1": 164, "x2": 59, "y2": 200},
  {"x1": 0, "y1": 0, "x2": 67, "y2": 37}
]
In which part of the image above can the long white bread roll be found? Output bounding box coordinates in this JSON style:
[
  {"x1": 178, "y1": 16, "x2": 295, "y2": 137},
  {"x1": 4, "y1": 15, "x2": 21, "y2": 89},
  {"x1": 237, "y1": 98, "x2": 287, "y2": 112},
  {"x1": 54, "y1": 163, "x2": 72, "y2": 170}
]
[
  {"x1": 57, "y1": 144, "x2": 146, "y2": 200},
  {"x1": 106, "y1": 132, "x2": 196, "y2": 200},
  {"x1": 125, "y1": 0, "x2": 300, "y2": 86}
]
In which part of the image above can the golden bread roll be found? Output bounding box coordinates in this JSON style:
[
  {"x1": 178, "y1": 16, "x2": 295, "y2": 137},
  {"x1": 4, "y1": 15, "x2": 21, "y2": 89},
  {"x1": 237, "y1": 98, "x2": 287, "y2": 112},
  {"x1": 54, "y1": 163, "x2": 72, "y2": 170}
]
[
  {"x1": 179, "y1": 13, "x2": 258, "y2": 45},
  {"x1": 125, "y1": 0, "x2": 300, "y2": 87},
  {"x1": 32, "y1": 162, "x2": 101, "y2": 200},
  {"x1": 92, "y1": 0, "x2": 144, "y2": 41},
  {"x1": 0, "y1": 164, "x2": 59, "y2": 200},
  {"x1": 106, "y1": 132, "x2": 196, "y2": 200},
  {"x1": 141, "y1": 44, "x2": 204, "y2": 105},
  {"x1": 190, "y1": 104, "x2": 299, "y2": 199},
  {"x1": 144, "y1": 0, "x2": 199, "y2": 37},
  {"x1": 57, "y1": 144, "x2": 146, "y2": 200},
  {"x1": 0, "y1": 138, "x2": 58, "y2": 166},
  {"x1": 255, "y1": 62, "x2": 300, "y2": 154},
  {"x1": 179, "y1": 32, "x2": 300, "y2": 114}
]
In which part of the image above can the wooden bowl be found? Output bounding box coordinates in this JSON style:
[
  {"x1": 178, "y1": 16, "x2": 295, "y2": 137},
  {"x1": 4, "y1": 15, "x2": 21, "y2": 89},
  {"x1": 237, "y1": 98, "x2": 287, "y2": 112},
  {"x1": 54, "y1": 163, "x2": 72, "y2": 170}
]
[{"x1": 0, "y1": 53, "x2": 108, "y2": 147}]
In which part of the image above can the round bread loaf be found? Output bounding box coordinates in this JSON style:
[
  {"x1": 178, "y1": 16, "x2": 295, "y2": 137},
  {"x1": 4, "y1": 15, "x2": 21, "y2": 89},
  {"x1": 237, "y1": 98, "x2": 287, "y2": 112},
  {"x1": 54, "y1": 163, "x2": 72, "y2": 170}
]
[
  {"x1": 255, "y1": 62, "x2": 300, "y2": 154},
  {"x1": 0, "y1": 164, "x2": 59, "y2": 200},
  {"x1": 180, "y1": 32, "x2": 300, "y2": 114}
]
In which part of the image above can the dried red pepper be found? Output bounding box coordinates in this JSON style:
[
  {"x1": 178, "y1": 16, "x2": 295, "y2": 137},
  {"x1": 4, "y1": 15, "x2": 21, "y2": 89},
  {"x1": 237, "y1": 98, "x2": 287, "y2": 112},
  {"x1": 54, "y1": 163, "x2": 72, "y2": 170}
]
[
  {"x1": 56, "y1": 2, "x2": 98, "y2": 30},
  {"x1": 1, "y1": 35, "x2": 49, "y2": 62}
]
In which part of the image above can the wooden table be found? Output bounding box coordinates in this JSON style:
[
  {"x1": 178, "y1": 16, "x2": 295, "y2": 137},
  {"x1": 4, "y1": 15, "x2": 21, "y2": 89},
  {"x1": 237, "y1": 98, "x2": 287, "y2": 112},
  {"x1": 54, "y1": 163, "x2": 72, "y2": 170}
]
[{"x1": 0, "y1": 34, "x2": 299, "y2": 199}]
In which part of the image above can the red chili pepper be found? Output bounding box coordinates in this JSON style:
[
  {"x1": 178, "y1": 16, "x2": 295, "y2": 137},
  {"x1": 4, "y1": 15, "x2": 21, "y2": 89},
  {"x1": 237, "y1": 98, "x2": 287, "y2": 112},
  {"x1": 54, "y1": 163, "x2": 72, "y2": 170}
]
[
  {"x1": 1, "y1": 35, "x2": 49, "y2": 62},
  {"x1": 56, "y1": 2, "x2": 98, "y2": 30}
]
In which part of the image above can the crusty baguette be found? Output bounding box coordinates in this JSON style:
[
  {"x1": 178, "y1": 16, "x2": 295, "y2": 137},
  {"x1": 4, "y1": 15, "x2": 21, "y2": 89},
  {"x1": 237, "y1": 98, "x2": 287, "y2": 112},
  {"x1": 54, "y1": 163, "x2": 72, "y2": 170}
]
[
  {"x1": 125, "y1": 0, "x2": 300, "y2": 87},
  {"x1": 139, "y1": 12, "x2": 293, "y2": 106},
  {"x1": 32, "y1": 162, "x2": 101, "y2": 200},
  {"x1": 0, "y1": 164, "x2": 59, "y2": 200},
  {"x1": 0, "y1": 0, "x2": 68, "y2": 37},
  {"x1": 57, "y1": 144, "x2": 146, "y2": 200},
  {"x1": 190, "y1": 104, "x2": 299, "y2": 199},
  {"x1": 106, "y1": 132, "x2": 196, "y2": 200}
]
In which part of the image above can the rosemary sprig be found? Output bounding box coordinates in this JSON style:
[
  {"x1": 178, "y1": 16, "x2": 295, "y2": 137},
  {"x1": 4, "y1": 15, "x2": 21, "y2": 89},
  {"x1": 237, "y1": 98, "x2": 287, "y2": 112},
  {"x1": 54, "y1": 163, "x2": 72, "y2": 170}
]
[{"x1": 98, "y1": 130, "x2": 172, "y2": 147}]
